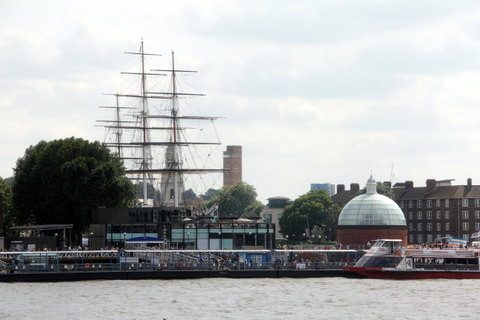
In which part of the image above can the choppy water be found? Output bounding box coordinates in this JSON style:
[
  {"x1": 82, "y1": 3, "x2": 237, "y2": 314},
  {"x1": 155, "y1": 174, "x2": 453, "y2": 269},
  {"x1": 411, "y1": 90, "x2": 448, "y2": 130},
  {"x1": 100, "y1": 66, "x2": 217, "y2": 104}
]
[{"x1": 0, "y1": 277, "x2": 478, "y2": 319}]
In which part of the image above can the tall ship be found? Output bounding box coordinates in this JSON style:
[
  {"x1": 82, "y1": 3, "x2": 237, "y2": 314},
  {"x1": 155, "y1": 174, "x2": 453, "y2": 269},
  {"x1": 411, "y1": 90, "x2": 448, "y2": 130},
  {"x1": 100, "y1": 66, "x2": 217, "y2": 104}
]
[
  {"x1": 97, "y1": 41, "x2": 223, "y2": 210},
  {"x1": 343, "y1": 238, "x2": 480, "y2": 279}
]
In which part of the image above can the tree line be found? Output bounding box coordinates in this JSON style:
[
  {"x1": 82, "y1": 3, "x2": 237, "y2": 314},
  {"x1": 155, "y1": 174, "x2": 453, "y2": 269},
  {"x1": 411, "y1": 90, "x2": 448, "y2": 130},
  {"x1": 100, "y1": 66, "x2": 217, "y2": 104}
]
[{"x1": 0, "y1": 137, "x2": 352, "y2": 244}]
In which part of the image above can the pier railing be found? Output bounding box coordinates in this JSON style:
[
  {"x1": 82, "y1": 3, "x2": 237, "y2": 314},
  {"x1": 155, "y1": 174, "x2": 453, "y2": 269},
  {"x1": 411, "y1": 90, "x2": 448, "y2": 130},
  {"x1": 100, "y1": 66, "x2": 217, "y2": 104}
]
[{"x1": 0, "y1": 249, "x2": 363, "y2": 274}]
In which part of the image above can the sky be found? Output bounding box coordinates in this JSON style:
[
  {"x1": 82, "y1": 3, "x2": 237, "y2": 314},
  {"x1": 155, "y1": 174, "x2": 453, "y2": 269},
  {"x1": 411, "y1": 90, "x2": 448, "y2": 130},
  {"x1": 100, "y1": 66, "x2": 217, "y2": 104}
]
[{"x1": 2, "y1": 0, "x2": 480, "y2": 203}]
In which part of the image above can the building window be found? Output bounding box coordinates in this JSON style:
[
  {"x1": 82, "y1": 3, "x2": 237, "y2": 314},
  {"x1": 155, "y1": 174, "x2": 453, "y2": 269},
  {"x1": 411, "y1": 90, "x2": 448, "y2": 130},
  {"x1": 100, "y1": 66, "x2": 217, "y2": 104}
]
[
  {"x1": 408, "y1": 200, "x2": 413, "y2": 208},
  {"x1": 462, "y1": 199, "x2": 469, "y2": 207},
  {"x1": 445, "y1": 199, "x2": 449, "y2": 208},
  {"x1": 436, "y1": 211, "x2": 441, "y2": 220},
  {"x1": 400, "y1": 201, "x2": 404, "y2": 208},
  {"x1": 436, "y1": 222, "x2": 441, "y2": 232},
  {"x1": 417, "y1": 212, "x2": 423, "y2": 220},
  {"x1": 426, "y1": 200, "x2": 432, "y2": 208},
  {"x1": 417, "y1": 200, "x2": 422, "y2": 208},
  {"x1": 409, "y1": 223, "x2": 413, "y2": 231},
  {"x1": 475, "y1": 222, "x2": 480, "y2": 231},
  {"x1": 476, "y1": 211, "x2": 480, "y2": 220},
  {"x1": 409, "y1": 234, "x2": 414, "y2": 243},
  {"x1": 436, "y1": 199, "x2": 440, "y2": 208},
  {"x1": 426, "y1": 234, "x2": 433, "y2": 243},
  {"x1": 463, "y1": 222, "x2": 469, "y2": 231},
  {"x1": 426, "y1": 211, "x2": 432, "y2": 220},
  {"x1": 445, "y1": 211, "x2": 450, "y2": 220},
  {"x1": 417, "y1": 234, "x2": 423, "y2": 243},
  {"x1": 475, "y1": 199, "x2": 480, "y2": 207},
  {"x1": 462, "y1": 211, "x2": 469, "y2": 219},
  {"x1": 408, "y1": 212, "x2": 413, "y2": 220},
  {"x1": 463, "y1": 234, "x2": 470, "y2": 242},
  {"x1": 417, "y1": 223, "x2": 423, "y2": 232},
  {"x1": 445, "y1": 222, "x2": 450, "y2": 231},
  {"x1": 426, "y1": 223, "x2": 432, "y2": 231}
]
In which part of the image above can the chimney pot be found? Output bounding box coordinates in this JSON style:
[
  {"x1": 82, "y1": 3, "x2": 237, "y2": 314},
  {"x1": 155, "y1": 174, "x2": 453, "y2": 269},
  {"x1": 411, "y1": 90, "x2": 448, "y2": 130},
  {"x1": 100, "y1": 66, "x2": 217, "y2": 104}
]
[
  {"x1": 426, "y1": 179, "x2": 436, "y2": 191},
  {"x1": 405, "y1": 181, "x2": 414, "y2": 190},
  {"x1": 351, "y1": 183, "x2": 360, "y2": 192}
]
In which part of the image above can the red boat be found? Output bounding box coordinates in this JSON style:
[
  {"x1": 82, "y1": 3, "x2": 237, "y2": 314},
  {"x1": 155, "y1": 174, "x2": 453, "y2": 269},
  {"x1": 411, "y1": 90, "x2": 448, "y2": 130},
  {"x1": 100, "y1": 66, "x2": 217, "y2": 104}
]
[{"x1": 343, "y1": 239, "x2": 480, "y2": 280}]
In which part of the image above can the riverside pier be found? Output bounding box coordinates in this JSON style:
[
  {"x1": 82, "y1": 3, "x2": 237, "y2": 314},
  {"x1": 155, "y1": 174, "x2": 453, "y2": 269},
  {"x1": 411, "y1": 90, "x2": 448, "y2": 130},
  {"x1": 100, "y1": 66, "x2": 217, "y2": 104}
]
[{"x1": 0, "y1": 249, "x2": 364, "y2": 282}]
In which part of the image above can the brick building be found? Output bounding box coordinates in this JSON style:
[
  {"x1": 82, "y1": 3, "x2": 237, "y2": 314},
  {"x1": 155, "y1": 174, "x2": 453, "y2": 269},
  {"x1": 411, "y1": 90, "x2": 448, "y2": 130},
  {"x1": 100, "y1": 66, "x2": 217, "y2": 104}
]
[
  {"x1": 394, "y1": 178, "x2": 480, "y2": 244},
  {"x1": 331, "y1": 183, "x2": 362, "y2": 206}
]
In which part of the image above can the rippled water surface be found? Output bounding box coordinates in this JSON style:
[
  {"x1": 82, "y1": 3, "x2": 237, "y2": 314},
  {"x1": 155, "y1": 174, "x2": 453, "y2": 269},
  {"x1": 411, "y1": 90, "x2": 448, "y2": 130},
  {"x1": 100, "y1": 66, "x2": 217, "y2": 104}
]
[{"x1": 1, "y1": 277, "x2": 479, "y2": 319}]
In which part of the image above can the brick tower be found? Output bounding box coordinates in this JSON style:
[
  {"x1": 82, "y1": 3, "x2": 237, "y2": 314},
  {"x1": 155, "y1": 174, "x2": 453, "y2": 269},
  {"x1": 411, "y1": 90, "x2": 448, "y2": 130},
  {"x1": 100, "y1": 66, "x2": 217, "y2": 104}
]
[{"x1": 223, "y1": 145, "x2": 242, "y2": 186}]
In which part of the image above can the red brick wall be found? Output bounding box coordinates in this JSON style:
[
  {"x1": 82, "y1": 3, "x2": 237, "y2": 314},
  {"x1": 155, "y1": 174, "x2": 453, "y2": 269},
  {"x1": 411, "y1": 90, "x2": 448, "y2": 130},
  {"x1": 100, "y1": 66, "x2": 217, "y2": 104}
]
[{"x1": 336, "y1": 227, "x2": 408, "y2": 248}]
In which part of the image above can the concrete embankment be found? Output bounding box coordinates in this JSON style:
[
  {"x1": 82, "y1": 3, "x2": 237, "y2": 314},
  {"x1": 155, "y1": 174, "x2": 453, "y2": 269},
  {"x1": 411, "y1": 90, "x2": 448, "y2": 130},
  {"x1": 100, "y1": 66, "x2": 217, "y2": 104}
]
[{"x1": 0, "y1": 269, "x2": 362, "y2": 282}]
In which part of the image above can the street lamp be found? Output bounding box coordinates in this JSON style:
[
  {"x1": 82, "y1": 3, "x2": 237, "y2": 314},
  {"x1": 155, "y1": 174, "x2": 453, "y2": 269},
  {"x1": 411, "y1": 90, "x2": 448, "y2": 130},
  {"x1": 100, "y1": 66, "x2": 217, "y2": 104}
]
[
  {"x1": 54, "y1": 233, "x2": 59, "y2": 250},
  {"x1": 89, "y1": 232, "x2": 93, "y2": 250},
  {"x1": 187, "y1": 232, "x2": 191, "y2": 249},
  {"x1": 218, "y1": 231, "x2": 222, "y2": 249},
  {"x1": 123, "y1": 232, "x2": 127, "y2": 248}
]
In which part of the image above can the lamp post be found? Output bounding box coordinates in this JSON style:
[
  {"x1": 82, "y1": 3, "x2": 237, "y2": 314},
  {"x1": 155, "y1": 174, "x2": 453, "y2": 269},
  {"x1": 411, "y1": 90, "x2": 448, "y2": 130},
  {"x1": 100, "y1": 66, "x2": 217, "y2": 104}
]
[
  {"x1": 123, "y1": 232, "x2": 127, "y2": 248},
  {"x1": 89, "y1": 232, "x2": 93, "y2": 250},
  {"x1": 54, "y1": 233, "x2": 59, "y2": 250},
  {"x1": 187, "y1": 232, "x2": 191, "y2": 249},
  {"x1": 218, "y1": 231, "x2": 222, "y2": 250}
]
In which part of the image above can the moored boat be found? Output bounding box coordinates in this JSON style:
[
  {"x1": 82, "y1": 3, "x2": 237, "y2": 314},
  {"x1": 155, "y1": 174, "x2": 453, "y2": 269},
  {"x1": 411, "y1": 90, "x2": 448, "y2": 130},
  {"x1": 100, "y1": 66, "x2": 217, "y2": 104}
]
[{"x1": 343, "y1": 239, "x2": 480, "y2": 279}]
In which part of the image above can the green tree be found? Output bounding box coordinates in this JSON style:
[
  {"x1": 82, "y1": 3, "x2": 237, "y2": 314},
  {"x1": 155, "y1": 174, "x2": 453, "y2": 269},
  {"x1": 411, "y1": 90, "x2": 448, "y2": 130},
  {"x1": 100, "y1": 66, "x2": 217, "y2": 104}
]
[
  {"x1": 279, "y1": 190, "x2": 339, "y2": 241},
  {"x1": 200, "y1": 188, "x2": 218, "y2": 201},
  {"x1": 183, "y1": 188, "x2": 199, "y2": 205},
  {"x1": 376, "y1": 181, "x2": 394, "y2": 199},
  {"x1": 0, "y1": 176, "x2": 14, "y2": 234},
  {"x1": 207, "y1": 182, "x2": 263, "y2": 218},
  {"x1": 12, "y1": 138, "x2": 136, "y2": 240},
  {"x1": 243, "y1": 200, "x2": 264, "y2": 218}
]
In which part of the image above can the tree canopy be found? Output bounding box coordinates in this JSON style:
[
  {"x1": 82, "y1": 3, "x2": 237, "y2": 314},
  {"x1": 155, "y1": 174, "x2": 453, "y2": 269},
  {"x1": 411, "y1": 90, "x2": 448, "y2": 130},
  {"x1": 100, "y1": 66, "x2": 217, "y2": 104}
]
[
  {"x1": 0, "y1": 176, "x2": 13, "y2": 234},
  {"x1": 12, "y1": 138, "x2": 136, "y2": 239},
  {"x1": 206, "y1": 182, "x2": 263, "y2": 218},
  {"x1": 279, "y1": 190, "x2": 341, "y2": 241}
]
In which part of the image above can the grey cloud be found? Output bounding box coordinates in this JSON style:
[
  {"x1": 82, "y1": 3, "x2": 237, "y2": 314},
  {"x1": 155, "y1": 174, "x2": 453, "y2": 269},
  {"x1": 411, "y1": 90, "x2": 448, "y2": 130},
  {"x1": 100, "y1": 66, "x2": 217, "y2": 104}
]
[{"x1": 188, "y1": 0, "x2": 474, "y2": 44}]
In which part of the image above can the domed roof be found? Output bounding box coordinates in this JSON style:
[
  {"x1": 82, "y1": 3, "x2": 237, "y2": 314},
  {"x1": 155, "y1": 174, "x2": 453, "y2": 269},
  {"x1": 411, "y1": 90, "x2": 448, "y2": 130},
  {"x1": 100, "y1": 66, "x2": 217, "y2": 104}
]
[{"x1": 338, "y1": 176, "x2": 406, "y2": 226}]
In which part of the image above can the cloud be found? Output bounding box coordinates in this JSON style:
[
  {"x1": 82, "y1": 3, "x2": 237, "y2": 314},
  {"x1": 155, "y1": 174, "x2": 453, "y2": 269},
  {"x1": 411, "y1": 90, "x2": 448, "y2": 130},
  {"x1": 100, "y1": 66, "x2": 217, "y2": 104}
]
[{"x1": 2, "y1": 0, "x2": 480, "y2": 203}]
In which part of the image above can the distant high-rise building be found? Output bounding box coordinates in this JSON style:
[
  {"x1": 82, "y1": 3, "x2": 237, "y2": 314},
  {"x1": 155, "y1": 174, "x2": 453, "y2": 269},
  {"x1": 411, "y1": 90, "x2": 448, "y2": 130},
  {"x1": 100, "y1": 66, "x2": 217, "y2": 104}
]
[
  {"x1": 223, "y1": 145, "x2": 242, "y2": 186},
  {"x1": 311, "y1": 183, "x2": 335, "y2": 196}
]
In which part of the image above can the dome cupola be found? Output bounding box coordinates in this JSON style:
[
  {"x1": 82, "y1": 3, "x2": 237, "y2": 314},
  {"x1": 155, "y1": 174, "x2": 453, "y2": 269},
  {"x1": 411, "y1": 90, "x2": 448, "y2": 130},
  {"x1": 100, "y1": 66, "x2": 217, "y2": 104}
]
[{"x1": 337, "y1": 176, "x2": 406, "y2": 227}]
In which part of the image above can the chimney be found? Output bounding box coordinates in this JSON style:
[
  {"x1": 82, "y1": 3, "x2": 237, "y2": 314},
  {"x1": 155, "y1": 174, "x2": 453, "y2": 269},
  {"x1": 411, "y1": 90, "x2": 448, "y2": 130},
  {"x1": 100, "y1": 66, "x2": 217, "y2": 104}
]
[
  {"x1": 426, "y1": 179, "x2": 436, "y2": 192},
  {"x1": 350, "y1": 183, "x2": 360, "y2": 193},
  {"x1": 467, "y1": 178, "x2": 472, "y2": 191},
  {"x1": 405, "y1": 181, "x2": 414, "y2": 191},
  {"x1": 337, "y1": 184, "x2": 345, "y2": 193}
]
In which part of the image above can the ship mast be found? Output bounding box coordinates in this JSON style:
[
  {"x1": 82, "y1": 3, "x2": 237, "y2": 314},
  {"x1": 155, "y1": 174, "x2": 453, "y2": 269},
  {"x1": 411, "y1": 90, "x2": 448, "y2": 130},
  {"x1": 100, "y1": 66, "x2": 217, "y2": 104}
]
[
  {"x1": 171, "y1": 51, "x2": 180, "y2": 207},
  {"x1": 100, "y1": 42, "x2": 223, "y2": 208}
]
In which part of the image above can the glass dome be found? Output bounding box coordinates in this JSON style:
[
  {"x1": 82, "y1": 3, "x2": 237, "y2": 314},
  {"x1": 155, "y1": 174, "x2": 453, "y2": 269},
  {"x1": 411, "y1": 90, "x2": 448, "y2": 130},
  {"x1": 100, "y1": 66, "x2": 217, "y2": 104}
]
[{"x1": 338, "y1": 193, "x2": 406, "y2": 226}]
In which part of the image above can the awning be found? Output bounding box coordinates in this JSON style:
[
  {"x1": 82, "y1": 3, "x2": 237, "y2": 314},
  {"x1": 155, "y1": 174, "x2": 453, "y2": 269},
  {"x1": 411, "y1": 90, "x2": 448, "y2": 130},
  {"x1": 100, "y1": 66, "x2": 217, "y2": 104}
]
[{"x1": 125, "y1": 236, "x2": 163, "y2": 244}]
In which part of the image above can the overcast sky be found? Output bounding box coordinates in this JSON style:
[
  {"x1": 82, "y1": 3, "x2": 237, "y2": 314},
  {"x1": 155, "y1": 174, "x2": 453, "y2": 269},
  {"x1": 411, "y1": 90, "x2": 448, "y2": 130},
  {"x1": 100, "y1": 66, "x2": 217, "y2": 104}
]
[{"x1": 2, "y1": 0, "x2": 480, "y2": 202}]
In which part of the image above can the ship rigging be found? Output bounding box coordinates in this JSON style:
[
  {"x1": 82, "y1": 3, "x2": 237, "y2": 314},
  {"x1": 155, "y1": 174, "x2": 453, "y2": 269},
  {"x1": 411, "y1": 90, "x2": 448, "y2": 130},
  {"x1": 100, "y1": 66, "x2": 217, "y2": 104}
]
[{"x1": 97, "y1": 41, "x2": 223, "y2": 208}]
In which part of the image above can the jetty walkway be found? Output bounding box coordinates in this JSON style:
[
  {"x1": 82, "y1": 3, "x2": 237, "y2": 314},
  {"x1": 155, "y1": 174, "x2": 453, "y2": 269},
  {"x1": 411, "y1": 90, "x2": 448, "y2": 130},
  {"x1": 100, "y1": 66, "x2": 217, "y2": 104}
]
[{"x1": 0, "y1": 249, "x2": 364, "y2": 282}]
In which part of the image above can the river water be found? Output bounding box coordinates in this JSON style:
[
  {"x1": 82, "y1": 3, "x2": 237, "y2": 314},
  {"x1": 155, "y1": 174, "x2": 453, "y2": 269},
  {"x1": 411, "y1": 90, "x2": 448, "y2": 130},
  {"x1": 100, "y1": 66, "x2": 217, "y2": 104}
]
[{"x1": 0, "y1": 277, "x2": 478, "y2": 319}]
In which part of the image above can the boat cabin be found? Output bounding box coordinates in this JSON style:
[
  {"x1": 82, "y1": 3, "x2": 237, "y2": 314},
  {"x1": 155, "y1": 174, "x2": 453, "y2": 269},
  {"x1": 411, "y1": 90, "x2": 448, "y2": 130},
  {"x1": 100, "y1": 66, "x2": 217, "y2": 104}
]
[{"x1": 354, "y1": 239, "x2": 404, "y2": 268}]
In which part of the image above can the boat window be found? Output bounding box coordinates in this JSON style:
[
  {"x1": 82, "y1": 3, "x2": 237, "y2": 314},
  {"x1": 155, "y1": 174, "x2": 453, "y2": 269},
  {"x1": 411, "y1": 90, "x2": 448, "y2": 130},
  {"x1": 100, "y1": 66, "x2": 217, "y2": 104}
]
[
  {"x1": 372, "y1": 241, "x2": 384, "y2": 248},
  {"x1": 360, "y1": 256, "x2": 403, "y2": 268}
]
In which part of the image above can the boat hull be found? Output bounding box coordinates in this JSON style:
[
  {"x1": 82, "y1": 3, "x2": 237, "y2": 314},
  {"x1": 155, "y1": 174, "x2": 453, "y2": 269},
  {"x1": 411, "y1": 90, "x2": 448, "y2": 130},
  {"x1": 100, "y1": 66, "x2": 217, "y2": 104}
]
[{"x1": 343, "y1": 266, "x2": 480, "y2": 280}]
